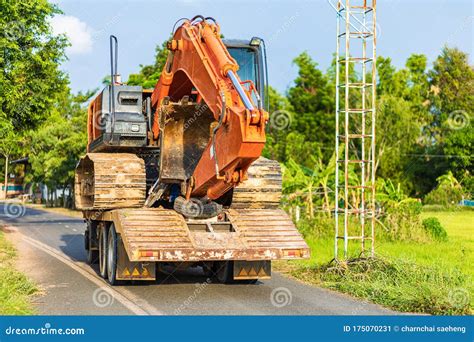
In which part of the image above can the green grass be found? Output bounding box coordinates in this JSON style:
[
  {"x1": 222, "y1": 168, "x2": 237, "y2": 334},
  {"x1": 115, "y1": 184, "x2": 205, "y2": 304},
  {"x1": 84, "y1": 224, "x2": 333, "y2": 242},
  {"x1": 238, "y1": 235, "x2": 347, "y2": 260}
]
[
  {"x1": 380, "y1": 210, "x2": 473, "y2": 279},
  {"x1": 0, "y1": 231, "x2": 37, "y2": 315},
  {"x1": 277, "y1": 209, "x2": 474, "y2": 315}
]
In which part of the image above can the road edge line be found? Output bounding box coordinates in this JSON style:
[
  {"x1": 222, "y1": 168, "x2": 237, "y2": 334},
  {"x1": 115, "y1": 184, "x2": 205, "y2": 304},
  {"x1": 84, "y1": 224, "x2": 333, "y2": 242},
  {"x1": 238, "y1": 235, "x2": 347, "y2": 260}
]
[{"x1": 21, "y1": 235, "x2": 164, "y2": 316}]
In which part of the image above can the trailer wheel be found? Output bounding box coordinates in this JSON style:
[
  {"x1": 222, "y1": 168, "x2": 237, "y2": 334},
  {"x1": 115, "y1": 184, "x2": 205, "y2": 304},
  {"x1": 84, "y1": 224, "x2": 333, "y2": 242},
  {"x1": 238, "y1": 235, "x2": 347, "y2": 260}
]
[
  {"x1": 214, "y1": 261, "x2": 258, "y2": 284},
  {"x1": 106, "y1": 223, "x2": 118, "y2": 285},
  {"x1": 214, "y1": 261, "x2": 233, "y2": 283},
  {"x1": 98, "y1": 225, "x2": 108, "y2": 279},
  {"x1": 85, "y1": 222, "x2": 98, "y2": 265}
]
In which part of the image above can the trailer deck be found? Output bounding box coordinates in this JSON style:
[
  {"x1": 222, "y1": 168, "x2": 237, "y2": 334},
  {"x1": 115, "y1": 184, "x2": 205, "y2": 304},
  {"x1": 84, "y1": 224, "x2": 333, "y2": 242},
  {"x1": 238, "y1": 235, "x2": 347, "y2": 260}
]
[{"x1": 84, "y1": 207, "x2": 309, "y2": 263}]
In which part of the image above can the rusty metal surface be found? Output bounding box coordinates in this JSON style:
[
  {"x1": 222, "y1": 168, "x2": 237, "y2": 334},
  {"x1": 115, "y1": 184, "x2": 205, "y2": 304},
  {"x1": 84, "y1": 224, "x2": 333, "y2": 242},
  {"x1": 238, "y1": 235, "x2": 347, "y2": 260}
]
[
  {"x1": 159, "y1": 101, "x2": 214, "y2": 182},
  {"x1": 227, "y1": 208, "x2": 310, "y2": 253},
  {"x1": 99, "y1": 207, "x2": 309, "y2": 262},
  {"x1": 233, "y1": 260, "x2": 271, "y2": 280},
  {"x1": 116, "y1": 234, "x2": 155, "y2": 281},
  {"x1": 231, "y1": 157, "x2": 282, "y2": 209},
  {"x1": 75, "y1": 153, "x2": 146, "y2": 210}
]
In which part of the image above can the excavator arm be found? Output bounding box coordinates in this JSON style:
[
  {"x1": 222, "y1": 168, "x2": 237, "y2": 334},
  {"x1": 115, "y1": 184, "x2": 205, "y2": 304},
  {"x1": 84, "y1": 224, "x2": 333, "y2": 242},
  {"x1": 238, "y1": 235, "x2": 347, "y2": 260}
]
[{"x1": 151, "y1": 16, "x2": 269, "y2": 201}]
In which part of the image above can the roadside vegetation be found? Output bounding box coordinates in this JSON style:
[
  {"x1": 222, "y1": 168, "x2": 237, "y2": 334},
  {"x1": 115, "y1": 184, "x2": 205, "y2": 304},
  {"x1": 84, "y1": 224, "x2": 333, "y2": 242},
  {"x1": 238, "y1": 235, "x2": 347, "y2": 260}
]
[
  {"x1": 0, "y1": 231, "x2": 37, "y2": 315},
  {"x1": 274, "y1": 128, "x2": 472, "y2": 315},
  {"x1": 277, "y1": 207, "x2": 473, "y2": 315}
]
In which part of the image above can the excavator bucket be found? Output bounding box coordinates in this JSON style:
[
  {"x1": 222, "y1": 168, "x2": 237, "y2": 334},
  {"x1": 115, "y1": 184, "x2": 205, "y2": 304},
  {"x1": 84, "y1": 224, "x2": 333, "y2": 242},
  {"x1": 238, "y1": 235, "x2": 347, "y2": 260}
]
[{"x1": 159, "y1": 99, "x2": 214, "y2": 183}]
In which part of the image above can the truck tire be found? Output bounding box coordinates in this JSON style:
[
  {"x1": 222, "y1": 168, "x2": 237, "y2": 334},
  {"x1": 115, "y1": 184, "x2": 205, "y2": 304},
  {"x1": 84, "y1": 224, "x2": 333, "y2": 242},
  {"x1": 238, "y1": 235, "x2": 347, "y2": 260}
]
[
  {"x1": 85, "y1": 222, "x2": 99, "y2": 265},
  {"x1": 99, "y1": 225, "x2": 108, "y2": 279},
  {"x1": 106, "y1": 223, "x2": 118, "y2": 285},
  {"x1": 214, "y1": 261, "x2": 258, "y2": 284},
  {"x1": 214, "y1": 261, "x2": 233, "y2": 283},
  {"x1": 85, "y1": 231, "x2": 99, "y2": 265}
]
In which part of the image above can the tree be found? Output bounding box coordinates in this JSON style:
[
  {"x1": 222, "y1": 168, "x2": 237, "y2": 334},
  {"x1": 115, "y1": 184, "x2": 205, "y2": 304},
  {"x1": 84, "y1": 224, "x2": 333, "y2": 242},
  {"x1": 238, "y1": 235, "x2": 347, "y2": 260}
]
[
  {"x1": 0, "y1": 0, "x2": 68, "y2": 131},
  {"x1": 27, "y1": 91, "x2": 92, "y2": 206},
  {"x1": 428, "y1": 47, "x2": 473, "y2": 187},
  {"x1": 127, "y1": 40, "x2": 169, "y2": 88},
  {"x1": 283, "y1": 146, "x2": 342, "y2": 218},
  {"x1": 375, "y1": 55, "x2": 431, "y2": 194},
  {"x1": 263, "y1": 86, "x2": 295, "y2": 162},
  {"x1": 0, "y1": 121, "x2": 20, "y2": 198},
  {"x1": 287, "y1": 52, "x2": 335, "y2": 162}
]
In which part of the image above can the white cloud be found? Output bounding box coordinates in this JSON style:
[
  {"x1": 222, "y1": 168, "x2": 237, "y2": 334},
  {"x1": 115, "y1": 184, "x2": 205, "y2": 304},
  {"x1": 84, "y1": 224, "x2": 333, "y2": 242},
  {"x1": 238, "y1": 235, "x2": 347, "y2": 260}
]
[{"x1": 50, "y1": 15, "x2": 93, "y2": 55}]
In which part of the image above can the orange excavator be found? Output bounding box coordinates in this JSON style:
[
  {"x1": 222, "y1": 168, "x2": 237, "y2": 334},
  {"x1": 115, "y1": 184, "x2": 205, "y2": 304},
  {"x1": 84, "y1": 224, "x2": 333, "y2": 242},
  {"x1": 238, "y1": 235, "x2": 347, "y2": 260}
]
[{"x1": 75, "y1": 16, "x2": 309, "y2": 285}]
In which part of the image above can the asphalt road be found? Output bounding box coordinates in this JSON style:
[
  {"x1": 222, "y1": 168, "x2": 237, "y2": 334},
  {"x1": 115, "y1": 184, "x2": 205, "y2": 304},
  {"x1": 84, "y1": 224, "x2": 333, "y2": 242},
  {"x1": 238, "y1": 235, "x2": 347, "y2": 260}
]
[{"x1": 0, "y1": 202, "x2": 395, "y2": 315}]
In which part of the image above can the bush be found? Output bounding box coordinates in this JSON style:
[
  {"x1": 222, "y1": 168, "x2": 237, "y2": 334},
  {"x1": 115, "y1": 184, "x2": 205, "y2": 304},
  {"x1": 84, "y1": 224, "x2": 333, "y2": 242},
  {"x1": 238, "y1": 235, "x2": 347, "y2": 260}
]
[
  {"x1": 424, "y1": 172, "x2": 465, "y2": 206},
  {"x1": 424, "y1": 185, "x2": 464, "y2": 206},
  {"x1": 296, "y1": 215, "x2": 333, "y2": 239},
  {"x1": 381, "y1": 198, "x2": 427, "y2": 241},
  {"x1": 462, "y1": 175, "x2": 474, "y2": 196},
  {"x1": 422, "y1": 217, "x2": 448, "y2": 241}
]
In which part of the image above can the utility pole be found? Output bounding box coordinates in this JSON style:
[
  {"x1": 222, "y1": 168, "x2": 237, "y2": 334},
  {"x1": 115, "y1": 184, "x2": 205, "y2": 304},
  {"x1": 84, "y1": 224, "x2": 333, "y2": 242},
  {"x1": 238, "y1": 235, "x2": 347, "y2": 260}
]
[{"x1": 329, "y1": 0, "x2": 377, "y2": 260}]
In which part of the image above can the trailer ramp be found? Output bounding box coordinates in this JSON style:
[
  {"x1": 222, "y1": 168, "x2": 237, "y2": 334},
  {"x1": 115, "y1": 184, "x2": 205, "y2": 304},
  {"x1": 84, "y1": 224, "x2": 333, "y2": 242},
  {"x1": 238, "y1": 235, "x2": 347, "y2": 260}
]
[{"x1": 96, "y1": 207, "x2": 309, "y2": 263}]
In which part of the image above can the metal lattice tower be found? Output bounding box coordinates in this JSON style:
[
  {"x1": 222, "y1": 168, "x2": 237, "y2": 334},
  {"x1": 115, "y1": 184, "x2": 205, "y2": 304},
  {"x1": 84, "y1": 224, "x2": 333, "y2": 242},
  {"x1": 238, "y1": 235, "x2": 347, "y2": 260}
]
[{"x1": 330, "y1": 0, "x2": 377, "y2": 260}]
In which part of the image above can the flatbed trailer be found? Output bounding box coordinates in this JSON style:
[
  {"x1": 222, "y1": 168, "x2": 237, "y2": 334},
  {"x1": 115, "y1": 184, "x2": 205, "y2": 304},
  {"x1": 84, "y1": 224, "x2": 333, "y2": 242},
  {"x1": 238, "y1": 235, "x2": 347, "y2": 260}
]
[{"x1": 84, "y1": 207, "x2": 309, "y2": 284}]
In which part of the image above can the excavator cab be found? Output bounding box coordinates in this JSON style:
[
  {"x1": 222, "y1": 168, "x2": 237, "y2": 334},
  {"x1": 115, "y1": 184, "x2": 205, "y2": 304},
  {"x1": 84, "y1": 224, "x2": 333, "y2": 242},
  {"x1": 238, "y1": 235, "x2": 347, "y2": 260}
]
[{"x1": 224, "y1": 37, "x2": 268, "y2": 111}]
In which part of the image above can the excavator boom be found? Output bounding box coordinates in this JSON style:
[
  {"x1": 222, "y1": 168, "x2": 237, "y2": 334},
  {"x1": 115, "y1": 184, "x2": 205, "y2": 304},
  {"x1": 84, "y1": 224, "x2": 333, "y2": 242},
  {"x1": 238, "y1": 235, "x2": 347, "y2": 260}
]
[{"x1": 151, "y1": 16, "x2": 268, "y2": 200}]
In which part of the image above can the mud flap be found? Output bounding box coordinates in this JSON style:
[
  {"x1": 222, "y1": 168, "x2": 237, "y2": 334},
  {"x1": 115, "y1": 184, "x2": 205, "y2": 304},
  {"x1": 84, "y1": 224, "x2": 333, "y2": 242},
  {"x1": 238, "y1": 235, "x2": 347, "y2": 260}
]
[
  {"x1": 233, "y1": 260, "x2": 271, "y2": 280},
  {"x1": 116, "y1": 235, "x2": 155, "y2": 281}
]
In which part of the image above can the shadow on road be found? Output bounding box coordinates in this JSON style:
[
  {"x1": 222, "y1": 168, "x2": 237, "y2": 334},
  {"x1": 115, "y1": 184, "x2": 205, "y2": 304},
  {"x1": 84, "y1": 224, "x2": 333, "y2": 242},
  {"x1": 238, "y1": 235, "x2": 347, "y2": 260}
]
[{"x1": 59, "y1": 233, "x2": 87, "y2": 263}]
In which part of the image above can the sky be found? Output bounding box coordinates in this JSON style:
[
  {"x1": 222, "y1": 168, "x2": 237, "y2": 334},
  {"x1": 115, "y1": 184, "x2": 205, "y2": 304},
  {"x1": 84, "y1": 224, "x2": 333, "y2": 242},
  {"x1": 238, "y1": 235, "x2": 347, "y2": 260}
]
[{"x1": 50, "y1": 0, "x2": 473, "y2": 94}]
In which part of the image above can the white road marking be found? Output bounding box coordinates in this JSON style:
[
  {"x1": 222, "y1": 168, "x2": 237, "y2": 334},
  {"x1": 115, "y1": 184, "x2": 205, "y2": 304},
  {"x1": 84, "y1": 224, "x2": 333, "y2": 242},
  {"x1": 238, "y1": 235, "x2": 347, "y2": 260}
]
[{"x1": 22, "y1": 235, "x2": 164, "y2": 316}]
